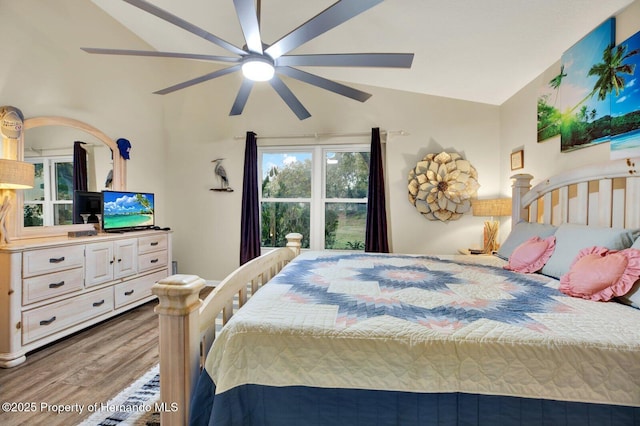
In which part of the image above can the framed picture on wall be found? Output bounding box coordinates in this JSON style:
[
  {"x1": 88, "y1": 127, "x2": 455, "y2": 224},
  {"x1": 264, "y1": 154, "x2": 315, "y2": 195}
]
[
  {"x1": 610, "y1": 30, "x2": 640, "y2": 160},
  {"x1": 558, "y1": 18, "x2": 615, "y2": 152},
  {"x1": 510, "y1": 150, "x2": 524, "y2": 170}
]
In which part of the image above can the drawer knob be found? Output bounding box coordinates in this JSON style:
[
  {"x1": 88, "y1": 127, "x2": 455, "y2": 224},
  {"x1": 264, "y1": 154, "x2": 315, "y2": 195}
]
[
  {"x1": 150, "y1": 242, "x2": 159, "y2": 246},
  {"x1": 48, "y1": 281, "x2": 65, "y2": 289},
  {"x1": 93, "y1": 300, "x2": 105, "y2": 307},
  {"x1": 40, "y1": 316, "x2": 56, "y2": 326},
  {"x1": 124, "y1": 290, "x2": 135, "y2": 296},
  {"x1": 49, "y1": 256, "x2": 65, "y2": 264},
  {"x1": 150, "y1": 258, "x2": 159, "y2": 264}
]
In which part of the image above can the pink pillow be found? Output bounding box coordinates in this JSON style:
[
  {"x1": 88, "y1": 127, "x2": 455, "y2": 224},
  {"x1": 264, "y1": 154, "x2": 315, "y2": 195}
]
[
  {"x1": 504, "y1": 236, "x2": 556, "y2": 273},
  {"x1": 559, "y1": 247, "x2": 640, "y2": 301}
]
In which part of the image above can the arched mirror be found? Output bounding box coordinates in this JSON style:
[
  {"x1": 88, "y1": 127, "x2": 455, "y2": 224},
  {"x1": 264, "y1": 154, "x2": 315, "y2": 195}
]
[{"x1": 14, "y1": 117, "x2": 126, "y2": 238}]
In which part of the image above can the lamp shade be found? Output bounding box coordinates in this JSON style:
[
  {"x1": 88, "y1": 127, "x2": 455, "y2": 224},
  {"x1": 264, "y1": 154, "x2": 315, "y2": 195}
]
[
  {"x1": 471, "y1": 198, "x2": 511, "y2": 217},
  {"x1": 0, "y1": 159, "x2": 35, "y2": 189}
]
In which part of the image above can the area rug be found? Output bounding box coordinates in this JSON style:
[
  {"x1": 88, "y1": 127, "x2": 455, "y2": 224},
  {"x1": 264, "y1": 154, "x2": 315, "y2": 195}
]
[{"x1": 77, "y1": 364, "x2": 160, "y2": 426}]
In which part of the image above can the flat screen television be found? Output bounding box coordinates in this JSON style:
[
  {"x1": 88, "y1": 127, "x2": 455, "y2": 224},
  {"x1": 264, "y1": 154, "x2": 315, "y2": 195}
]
[
  {"x1": 72, "y1": 191, "x2": 103, "y2": 224},
  {"x1": 102, "y1": 191, "x2": 155, "y2": 232}
]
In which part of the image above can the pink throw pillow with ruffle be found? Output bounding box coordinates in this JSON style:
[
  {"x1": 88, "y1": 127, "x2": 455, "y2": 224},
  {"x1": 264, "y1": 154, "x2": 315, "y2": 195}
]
[
  {"x1": 559, "y1": 247, "x2": 640, "y2": 301},
  {"x1": 504, "y1": 236, "x2": 556, "y2": 273}
]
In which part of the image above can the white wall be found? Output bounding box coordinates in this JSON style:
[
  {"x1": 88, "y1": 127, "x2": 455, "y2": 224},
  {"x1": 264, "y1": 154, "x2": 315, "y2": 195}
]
[
  {"x1": 154, "y1": 0, "x2": 640, "y2": 280},
  {"x1": 163, "y1": 72, "x2": 501, "y2": 279},
  {"x1": 0, "y1": 1, "x2": 503, "y2": 281},
  {"x1": 499, "y1": 1, "x2": 640, "y2": 195},
  {"x1": 0, "y1": 0, "x2": 170, "y2": 226},
  {"x1": 7, "y1": 1, "x2": 637, "y2": 282}
]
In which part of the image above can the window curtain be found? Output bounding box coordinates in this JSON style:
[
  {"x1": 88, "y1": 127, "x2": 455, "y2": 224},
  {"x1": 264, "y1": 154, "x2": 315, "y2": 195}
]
[
  {"x1": 240, "y1": 131, "x2": 261, "y2": 265},
  {"x1": 365, "y1": 128, "x2": 389, "y2": 253},
  {"x1": 73, "y1": 141, "x2": 88, "y2": 192}
]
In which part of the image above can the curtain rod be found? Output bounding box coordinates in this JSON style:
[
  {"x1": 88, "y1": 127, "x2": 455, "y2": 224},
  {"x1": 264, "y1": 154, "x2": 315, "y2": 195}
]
[{"x1": 233, "y1": 130, "x2": 409, "y2": 140}]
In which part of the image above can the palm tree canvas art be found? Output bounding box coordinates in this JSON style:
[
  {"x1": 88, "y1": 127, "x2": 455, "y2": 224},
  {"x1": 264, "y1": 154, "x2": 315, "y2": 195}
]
[
  {"x1": 558, "y1": 18, "x2": 616, "y2": 152},
  {"x1": 609, "y1": 30, "x2": 640, "y2": 159},
  {"x1": 537, "y1": 64, "x2": 565, "y2": 142}
]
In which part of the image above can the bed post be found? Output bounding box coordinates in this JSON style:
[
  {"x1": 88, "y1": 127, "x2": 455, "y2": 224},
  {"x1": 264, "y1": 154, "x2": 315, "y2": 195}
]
[
  {"x1": 511, "y1": 174, "x2": 533, "y2": 228},
  {"x1": 286, "y1": 232, "x2": 303, "y2": 256},
  {"x1": 152, "y1": 274, "x2": 206, "y2": 426}
]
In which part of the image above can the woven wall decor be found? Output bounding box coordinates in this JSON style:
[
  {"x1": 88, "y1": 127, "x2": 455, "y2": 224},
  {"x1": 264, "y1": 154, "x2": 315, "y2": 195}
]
[{"x1": 408, "y1": 151, "x2": 479, "y2": 222}]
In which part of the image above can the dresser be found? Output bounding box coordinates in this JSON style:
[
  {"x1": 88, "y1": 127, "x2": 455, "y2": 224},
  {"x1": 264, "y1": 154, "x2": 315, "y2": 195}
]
[{"x1": 0, "y1": 230, "x2": 172, "y2": 367}]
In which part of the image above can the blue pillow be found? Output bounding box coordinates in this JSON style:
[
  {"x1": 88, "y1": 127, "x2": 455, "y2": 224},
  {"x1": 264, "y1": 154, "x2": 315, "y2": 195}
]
[
  {"x1": 540, "y1": 224, "x2": 639, "y2": 279},
  {"x1": 617, "y1": 281, "x2": 640, "y2": 310},
  {"x1": 496, "y1": 221, "x2": 557, "y2": 260},
  {"x1": 619, "y1": 237, "x2": 640, "y2": 309}
]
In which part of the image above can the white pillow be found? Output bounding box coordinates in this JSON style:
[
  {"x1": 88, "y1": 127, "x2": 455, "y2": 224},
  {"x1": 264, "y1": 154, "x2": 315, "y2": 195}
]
[
  {"x1": 496, "y1": 221, "x2": 557, "y2": 260},
  {"x1": 540, "y1": 224, "x2": 639, "y2": 279}
]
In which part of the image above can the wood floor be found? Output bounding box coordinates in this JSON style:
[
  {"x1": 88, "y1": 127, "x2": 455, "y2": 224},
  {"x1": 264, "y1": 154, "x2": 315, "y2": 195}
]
[
  {"x1": 0, "y1": 301, "x2": 158, "y2": 426},
  {"x1": 0, "y1": 287, "x2": 212, "y2": 426}
]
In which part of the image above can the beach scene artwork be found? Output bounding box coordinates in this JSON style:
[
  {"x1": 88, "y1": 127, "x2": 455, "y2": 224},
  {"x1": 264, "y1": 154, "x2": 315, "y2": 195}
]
[
  {"x1": 557, "y1": 18, "x2": 616, "y2": 152},
  {"x1": 537, "y1": 64, "x2": 564, "y2": 142},
  {"x1": 103, "y1": 192, "x2": 154, "y2": 230},
  {"x1": 610, "y1": 30, "x2": 640, "y2": 159}
]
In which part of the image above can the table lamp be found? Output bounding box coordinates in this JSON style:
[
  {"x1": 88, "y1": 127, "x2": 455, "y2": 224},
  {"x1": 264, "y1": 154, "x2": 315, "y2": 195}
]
[
  {"x1": 0, "y1": 158, "x2": 35, "y2": 244},
  {"x1": 471, "y1": 198, "x2": 512, "y2": 253}
]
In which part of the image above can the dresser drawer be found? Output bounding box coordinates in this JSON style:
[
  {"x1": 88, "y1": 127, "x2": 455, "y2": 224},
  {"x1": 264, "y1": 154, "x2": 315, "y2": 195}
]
[
  {"x1": 138, "y1": 234, "x2": 168, "y2": 254},
  {"x1": 22, "y1": 287, "x2": 113, "y2": 344},
  {"x1": 138, "y1": 249, "x2": 168, "y2": 273},
  {"x1": 114, "y1": 270, "x2": 166, "y2": 308},
  {"x1": 23, "y1": 245, "x2": 85, "y2": 278},
  {"x1": 22, "y1": 267, "x2": 84, "y2": 305}
]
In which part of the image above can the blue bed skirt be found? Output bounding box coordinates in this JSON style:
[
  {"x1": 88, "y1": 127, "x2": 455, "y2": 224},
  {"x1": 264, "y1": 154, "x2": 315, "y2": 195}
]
[{"x1": 189, "y1": 371, "x2": 640, "y2": 426}]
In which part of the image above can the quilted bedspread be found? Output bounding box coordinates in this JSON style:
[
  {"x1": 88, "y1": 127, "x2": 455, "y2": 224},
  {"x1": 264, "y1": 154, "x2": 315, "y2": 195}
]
[{"x1": 204, "y1": 252, "x2": 640, "y2": 407}]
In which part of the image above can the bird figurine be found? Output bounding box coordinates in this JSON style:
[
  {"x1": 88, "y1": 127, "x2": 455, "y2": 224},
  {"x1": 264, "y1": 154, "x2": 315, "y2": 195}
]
[{"x1": 211, "y1": 158, "x2": 233, "y2": 192}]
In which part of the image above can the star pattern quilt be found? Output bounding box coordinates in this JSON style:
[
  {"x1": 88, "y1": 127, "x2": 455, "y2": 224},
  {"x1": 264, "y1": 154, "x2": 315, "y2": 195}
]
[{"x1": 203, "y1": 252, "x2": 640, "y2": 408}]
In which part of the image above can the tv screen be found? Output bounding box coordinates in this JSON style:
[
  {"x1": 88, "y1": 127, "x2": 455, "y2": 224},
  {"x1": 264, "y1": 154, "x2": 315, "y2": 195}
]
[
  {"x1": 73, "y1": 191, "x2": 103, "y2": 224},
  {"x1": 102, "y1": 191, "x2": 155, "y2": 232}
]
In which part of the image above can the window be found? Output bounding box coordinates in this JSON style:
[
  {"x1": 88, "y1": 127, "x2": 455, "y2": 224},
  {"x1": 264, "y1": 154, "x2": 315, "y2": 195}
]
[
  {"x1": 260, "y1": 145, "x2": 370, "y2": 251},
  {"x1": 23, "y1": 156, "x2": 73, "y2": 227}
]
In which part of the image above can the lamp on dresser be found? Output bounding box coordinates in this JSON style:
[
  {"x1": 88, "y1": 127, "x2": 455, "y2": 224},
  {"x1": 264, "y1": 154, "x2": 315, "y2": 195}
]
[
  {"x1": 0, "y1": 158, "x2": 35, "y2": 244},
  {"x1": 471, "y1": 198, "x2": 512, "y2": 254}
]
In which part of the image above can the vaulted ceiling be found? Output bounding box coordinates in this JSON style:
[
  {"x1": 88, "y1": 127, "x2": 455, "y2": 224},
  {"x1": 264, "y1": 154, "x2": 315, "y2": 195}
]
[{"x1": 91, "y1": 0, "x2": 634, "y2": 106}]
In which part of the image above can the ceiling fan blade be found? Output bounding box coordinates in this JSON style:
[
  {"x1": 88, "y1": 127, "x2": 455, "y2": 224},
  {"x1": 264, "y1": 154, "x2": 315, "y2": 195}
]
[
  {"x1": 233, "y1": 0, "x2": 263, "y2": 54},
  {"x1": 265, "y1": 0, "x2": 383, "y2": 59},
  {"x1": 154, "y1": 65, "x2": 241, "y2": 95},
  {"x1": 277, "y1": 67, "x2": 371, "y2": 102},
  {"x1": 269, "y1": 75, "x2": 311, "y2": 120},
  {"x1": 230, "y1": 79, "x2": 255, "y2": 116},
  {"x1": 81, "y1": 47, "x2": 241, "y2": 63},
  {"x1": 123, "y1": 0, "x2": 246, "y2": 56},
  {"x1": 277, "y1": 53, "x2": 414, "y2": 68}
]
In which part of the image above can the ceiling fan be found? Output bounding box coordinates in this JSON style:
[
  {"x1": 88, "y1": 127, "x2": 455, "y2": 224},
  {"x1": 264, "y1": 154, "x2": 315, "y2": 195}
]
[{"x1": 83, "y1": 0, "x2": 414, "y2": 120}]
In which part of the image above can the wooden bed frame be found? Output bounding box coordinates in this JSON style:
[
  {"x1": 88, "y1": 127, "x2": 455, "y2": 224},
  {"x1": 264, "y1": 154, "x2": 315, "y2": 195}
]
[
  {"x1": 152, "y1": 157, "x2": 639, "y2": 425},
  {"x1": 152, "y1": 233, "x2": 303, "y2": 425}
]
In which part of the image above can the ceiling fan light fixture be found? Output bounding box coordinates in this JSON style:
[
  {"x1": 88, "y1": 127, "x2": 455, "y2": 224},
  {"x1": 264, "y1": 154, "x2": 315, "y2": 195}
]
[
  {"x1": 241, "y1": 55, "x2": 275, "y2": 81},
  {"x1": 83, "y1": 0, "x2": 413, "y2": 119}
]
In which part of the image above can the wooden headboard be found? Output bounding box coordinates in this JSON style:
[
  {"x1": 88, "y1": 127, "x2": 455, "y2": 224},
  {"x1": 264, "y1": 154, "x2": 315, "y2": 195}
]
[{"x1": 511, "y1": 158, "x2": 639, "y2": 229}]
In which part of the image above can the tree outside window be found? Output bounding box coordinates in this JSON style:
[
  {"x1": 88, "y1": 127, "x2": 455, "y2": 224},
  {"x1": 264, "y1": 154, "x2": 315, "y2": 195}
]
[
  {"x1": 23, "y1": 157, "x2": 73, "y2": 227},
  {"x1": 260, "y1": 146, "x2": 369, "y2": 251}
]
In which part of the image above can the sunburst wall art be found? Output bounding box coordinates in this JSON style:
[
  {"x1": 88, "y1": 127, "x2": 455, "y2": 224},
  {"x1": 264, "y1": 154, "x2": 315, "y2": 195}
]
[{"x1": 407, "y1": 152, "x2": 479, "y2": 223}]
